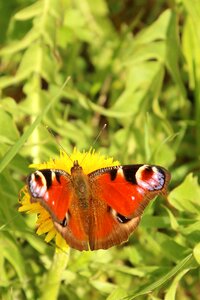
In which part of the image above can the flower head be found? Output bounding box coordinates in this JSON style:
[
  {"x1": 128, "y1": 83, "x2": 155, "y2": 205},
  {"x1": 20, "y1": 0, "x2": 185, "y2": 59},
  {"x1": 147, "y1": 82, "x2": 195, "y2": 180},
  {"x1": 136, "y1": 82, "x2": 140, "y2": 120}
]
[{"x1": 19, "y1": 148, "x2": 120, "y2": 250}]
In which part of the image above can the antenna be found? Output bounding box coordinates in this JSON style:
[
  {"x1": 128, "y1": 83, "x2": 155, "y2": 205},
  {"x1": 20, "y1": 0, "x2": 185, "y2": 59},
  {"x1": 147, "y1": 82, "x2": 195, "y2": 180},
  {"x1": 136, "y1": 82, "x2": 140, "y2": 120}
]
[
  {"x1": 44, "y1": 123, "x2": 107, "y2": 166},
  {"x1": 91, "y1": 123, "x2": 107, "y2": 149},
  {"x1": 44, "y1": 125, "x2": 73, "y2": 163},
  {"x1": 80, "y1": 123, "x2": 107, "y2": 164}
]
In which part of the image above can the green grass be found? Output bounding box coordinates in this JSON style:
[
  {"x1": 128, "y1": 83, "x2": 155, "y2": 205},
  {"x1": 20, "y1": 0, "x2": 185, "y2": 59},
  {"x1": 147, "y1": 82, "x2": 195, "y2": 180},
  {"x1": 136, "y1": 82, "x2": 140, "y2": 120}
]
[{"x1": 0, "y1": 0, "x2": 200, "y2": 299}]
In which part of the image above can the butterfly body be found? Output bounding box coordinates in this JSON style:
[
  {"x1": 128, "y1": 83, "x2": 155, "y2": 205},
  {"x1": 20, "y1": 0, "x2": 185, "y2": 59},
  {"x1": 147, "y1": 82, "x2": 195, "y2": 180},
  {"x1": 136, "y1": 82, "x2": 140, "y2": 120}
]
[{"x1": 27, "y1": 161, "x2": 170, "y2": 251}]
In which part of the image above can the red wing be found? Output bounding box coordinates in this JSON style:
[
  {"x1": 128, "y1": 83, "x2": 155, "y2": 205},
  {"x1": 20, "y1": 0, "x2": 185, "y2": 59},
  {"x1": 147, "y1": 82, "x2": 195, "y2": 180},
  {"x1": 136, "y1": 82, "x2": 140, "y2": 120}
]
[
  {"x1": 89, "y1": 164, "x2": 170, "y2": 218},
  {"x1": 27, "y1": 169, "x2": 72, "y2": 223}
]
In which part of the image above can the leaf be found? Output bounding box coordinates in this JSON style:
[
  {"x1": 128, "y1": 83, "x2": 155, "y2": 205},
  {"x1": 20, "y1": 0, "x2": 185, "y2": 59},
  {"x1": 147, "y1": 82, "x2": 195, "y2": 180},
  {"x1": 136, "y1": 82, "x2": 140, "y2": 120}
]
[
  {"x1": 168, "y1": 173, "x2": 200, "y2": 214},
  {"x1": 164, "y1": 11, "x2": 186, "y2": 99},
  {"x1": 0, "y1": 110, "x2": 19, "y2": 144},
  {"x1": 14, "y1": 1, "x2": 42, "y2": 20},
  {"x1": 125, "y1": 254, "x2": 195, "y2": 299},
  {"x1": 0, "y1": 97, "x2": 18, "y2": 115},
  {"x1": 141, "y1": 215, "x2": 170, "y2": 229},
  {"x1": 193, "y1": 243, "x2": 200, "y2": 265},
  {"x1": 0, "y1": 233, "x2": 29, "y2": 292},
  {"x1": 164, "y1": 268, "x2": 190, "y2": 300},
  {"x1": 156, "y1": 232, "x2": 188, "y2": 262},
  {"x1": 90, "y1": 280, "x2": 116, "y2": 294},
  {"x1": 135, "y1": 9, "x2": 186, "y2": 98},
  {"x1": 16, "y1": 44, "x2": 56, "y2": 82},
  {"x1": 181, "y1": 220, "x2": 200, "y2": 235},
  {"x1": 164, "y1": 207, "x2": 179, "y2": 231},
  {"x1": 0, "y1": 28, "x2": 39, "y2": 56},
  {"x1": 107, "y1": 288, "x2": 128, "y2": 300},
  {"x1": 182, "y1": 0, "x2": 200, "y2": 88},
  {"x1": 111, "y1": 62, "x2": 163, "y2": 116},
  {"x1": 0, "y1": 78, "x2": 69, "y2": 173},
  {"x1": 135, "y1": 9, "x2": 173, "y2": 43}
]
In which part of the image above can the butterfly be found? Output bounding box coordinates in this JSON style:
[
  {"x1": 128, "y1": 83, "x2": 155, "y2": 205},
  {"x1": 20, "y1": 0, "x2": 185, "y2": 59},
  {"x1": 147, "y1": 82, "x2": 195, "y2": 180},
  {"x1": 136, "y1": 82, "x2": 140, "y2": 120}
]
[{"x1": 27, "y1": 160, "x2": 170, "y2": 251}]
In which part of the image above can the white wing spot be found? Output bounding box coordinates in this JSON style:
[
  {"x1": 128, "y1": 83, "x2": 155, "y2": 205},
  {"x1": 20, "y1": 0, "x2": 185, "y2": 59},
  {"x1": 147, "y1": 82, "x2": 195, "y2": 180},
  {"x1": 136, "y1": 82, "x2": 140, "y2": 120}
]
[
  {"x1": 44, "y1": 192, "x2": 49, "y2": 201},
  {"x1": 117, "y1": 167, "x2": 124, "y2": 177},
  {"x1": 51, "y1": 171, "x2": 56, "y2": 181}
]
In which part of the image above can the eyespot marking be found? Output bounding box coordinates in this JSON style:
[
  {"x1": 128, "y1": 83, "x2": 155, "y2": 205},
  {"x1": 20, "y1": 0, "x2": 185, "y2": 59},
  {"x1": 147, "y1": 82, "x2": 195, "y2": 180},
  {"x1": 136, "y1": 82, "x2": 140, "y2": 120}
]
[
  {"x1": 29, "y1": 172, "x2": 47, "y2": 198},
  {"x1": 136, "y1": 165, "x2": 166, "y2": 191}
]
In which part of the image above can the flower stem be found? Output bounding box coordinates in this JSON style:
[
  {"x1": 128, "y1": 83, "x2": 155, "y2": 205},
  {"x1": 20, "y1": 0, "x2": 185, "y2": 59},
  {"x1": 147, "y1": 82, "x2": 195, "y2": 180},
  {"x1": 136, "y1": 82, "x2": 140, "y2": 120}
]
[{"x1": 40, "y1": 247, "x2": 70, "y2": 300}]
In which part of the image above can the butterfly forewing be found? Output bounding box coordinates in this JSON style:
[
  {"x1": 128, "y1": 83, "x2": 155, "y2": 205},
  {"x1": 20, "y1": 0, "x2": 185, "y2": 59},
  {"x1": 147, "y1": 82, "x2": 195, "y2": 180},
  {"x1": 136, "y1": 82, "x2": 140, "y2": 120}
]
[
  {"x1": 27, "y1": 169, "x2": 72, "y2": 222},
  {"x1": 89, "y1": 164, "x2": 170, "y2": 217}
]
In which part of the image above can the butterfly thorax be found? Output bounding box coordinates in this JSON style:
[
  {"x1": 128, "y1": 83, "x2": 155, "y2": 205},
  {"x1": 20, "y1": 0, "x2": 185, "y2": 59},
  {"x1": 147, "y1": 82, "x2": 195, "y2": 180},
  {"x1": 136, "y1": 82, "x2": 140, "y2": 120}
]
[{"x1": 70, "y1": 161, "x2": 91, "y2": 210}]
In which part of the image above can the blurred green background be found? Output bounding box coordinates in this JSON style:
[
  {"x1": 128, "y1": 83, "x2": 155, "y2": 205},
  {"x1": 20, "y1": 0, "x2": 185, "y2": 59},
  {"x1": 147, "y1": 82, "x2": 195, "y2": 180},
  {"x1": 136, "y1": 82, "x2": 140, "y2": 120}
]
[{"x1": 0, "y1": 0, "x2": 200, "y2": 299}]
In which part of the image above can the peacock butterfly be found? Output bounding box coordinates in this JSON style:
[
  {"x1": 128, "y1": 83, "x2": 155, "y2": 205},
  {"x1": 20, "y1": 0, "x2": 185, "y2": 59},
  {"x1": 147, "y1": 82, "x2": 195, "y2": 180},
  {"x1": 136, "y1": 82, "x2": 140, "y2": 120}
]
[{"x1": 27, "y1": 160, "x2": 170, "y2": 251}]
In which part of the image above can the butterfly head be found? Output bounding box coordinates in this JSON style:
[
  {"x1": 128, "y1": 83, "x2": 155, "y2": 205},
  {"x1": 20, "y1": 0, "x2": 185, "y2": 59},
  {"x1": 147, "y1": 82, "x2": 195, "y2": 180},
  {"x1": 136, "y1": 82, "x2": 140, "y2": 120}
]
[{"x1": 70, "y1": 160, "x2": 83, "y2": 175}]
